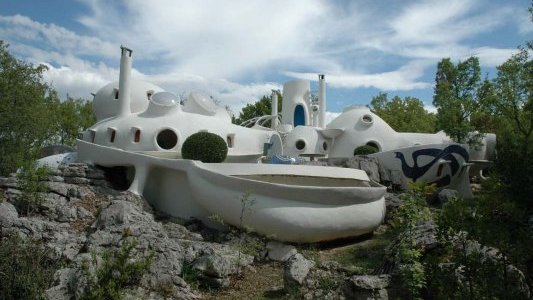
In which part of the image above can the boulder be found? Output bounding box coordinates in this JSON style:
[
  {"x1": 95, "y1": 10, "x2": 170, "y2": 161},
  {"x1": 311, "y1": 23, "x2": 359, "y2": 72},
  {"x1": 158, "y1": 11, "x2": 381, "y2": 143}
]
[
  {"x1": 437, "y1": 189, "x2": 458, "y2": 205},
  {"x1": 342, "y1": 274, "x2": 391, "y2": 300},
  {"x1": 284, "y1": 253, "x2": 315, "y2": 287},
  {"x1": 266, "y1": 241, "x2": 297, "y2": 262},
  {"x1": 0, "y1": 201, "x2": 18, "y2": 227}
]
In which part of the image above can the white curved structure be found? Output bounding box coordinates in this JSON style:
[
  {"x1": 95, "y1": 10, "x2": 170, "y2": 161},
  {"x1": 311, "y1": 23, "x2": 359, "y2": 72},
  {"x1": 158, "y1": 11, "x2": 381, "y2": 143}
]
[
  {"x1": 78, "y1": 140, "x2": 385, "y2": 242},
  {"x1": 75, "y1": 46, "x2": 387, "y2": 243}
]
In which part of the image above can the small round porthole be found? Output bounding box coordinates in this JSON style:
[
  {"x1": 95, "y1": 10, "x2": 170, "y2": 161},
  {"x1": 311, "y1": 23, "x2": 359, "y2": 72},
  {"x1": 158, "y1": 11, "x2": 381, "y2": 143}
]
[
  {"x1": 156, "y1": 129, "x2": 178, "y2": 150},
  {"x1": 323, "y1": 141, "x2": 328, "y2": 151},
  {"x1": 295, "y1": 140, "x2": 306, "y2": 150},
  {"x1": 362, "y1": 114, "x2": 373, "y2": 123}
]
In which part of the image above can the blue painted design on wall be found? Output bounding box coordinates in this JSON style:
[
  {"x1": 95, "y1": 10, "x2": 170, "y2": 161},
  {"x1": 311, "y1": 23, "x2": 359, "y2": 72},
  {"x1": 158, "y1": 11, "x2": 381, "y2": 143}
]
[
  {"x1": 394, "y1": 145, "x2": 469, "y2": 186},
  {"x1": 294, "y1": 104, "x2": 305, "y2": 127}
]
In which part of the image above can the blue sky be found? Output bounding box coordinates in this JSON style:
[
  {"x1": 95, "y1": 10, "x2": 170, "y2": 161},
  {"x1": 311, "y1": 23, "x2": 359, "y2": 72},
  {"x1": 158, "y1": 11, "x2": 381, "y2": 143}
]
[{"x1": 0, "y1": 0, "x2": 531, "y2": 120}]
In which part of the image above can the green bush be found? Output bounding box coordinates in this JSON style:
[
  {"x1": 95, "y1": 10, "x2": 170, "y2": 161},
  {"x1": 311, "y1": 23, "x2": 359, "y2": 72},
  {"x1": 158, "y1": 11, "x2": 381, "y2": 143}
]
[
  {"x1": 0, "y1": 235, "x2": 59, "y2": 300},
  {"x1": 353, "y1": 145, "x2": 378, "y2": 156},
  {"x1": 181, "y1": 132, "x2": 228, "y2": 163},
  {"x1": 81, "y1": 239, "x2": 154, "y2": 300},
  {"x1": 16, "y1": 161, "x2": 49, "y2": 215}
]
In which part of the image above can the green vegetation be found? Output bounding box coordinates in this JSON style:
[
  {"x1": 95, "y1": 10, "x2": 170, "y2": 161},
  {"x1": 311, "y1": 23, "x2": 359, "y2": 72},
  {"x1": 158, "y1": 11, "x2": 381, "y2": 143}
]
[
  {"x1": 370, "y1": 93, "x2": 437, "y2": 133},
  {"x1": 181, "y1": 261, "x2": 201, "y2": 290},
  {"x1": 181, "y1": 132, "x2": 228, "y2": 163},
  {"x1": 232, "y1": 92, "x2": 282, "y2": 125},
  {"x1": 16, "y1": 161, "x2": 50, "y2": 215},
  {"x1": 353, "y1": 144, "x2": 379, "y2": 155},
  {"x1": 0, "y1": 41, "x2": 95, "y2": 176},
  {"x1": 81, "y1": 239, "x2": 154, "y2": 300},
  {"x1": 0, "y1": 235, "x2": 60, "y2": 300}
]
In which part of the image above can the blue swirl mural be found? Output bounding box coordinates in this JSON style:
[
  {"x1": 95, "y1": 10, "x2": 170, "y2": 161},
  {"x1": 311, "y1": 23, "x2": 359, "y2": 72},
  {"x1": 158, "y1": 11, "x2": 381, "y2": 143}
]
[{"x1": 394, "y1": 145, "x2": 469, "y2": 186}]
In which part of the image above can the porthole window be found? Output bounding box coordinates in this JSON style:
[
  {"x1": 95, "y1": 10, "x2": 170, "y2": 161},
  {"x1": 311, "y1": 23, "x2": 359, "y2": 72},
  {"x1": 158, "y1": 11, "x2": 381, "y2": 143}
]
[
  {"x1": 323, "y1": 141, "x2": 328, "y2": 151},
  {"x1": 295, "y1": 139, "x2": 306, "y2": 150},
  {"x1": 362, "y1": 114, "x2": 373, "y2": 123},
  {"x1": 156, "y1": 129, "x2": 178, "y2": 150}
]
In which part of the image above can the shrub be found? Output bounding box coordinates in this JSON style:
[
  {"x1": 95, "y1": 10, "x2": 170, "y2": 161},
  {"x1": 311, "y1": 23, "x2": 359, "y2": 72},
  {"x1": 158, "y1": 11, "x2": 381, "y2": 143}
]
[
  {"x1": 81, "y1": 239, "x2": 154, "y2": 300},
  {"x1": 181, "y1": 132, "x2": 228, "y2": 163},
  {"x1": 0, "y1": 235, "x2": 59, "y2": 300},
  {"x1": 353, "y1": 144, "x2": 378, "y2": 156},
  {"x1": 16, "y1": 161, "x2": 49, "y2": 215}
]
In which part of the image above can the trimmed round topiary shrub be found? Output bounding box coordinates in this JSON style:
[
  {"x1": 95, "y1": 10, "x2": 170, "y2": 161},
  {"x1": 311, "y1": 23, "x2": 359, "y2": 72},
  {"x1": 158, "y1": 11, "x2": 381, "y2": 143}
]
[
  {"x1": 181, "y1": 132, "x2": 228, "y2": 163},
  {"x1": 353, "y1": 144, "x2": 378, "y2": 156}
]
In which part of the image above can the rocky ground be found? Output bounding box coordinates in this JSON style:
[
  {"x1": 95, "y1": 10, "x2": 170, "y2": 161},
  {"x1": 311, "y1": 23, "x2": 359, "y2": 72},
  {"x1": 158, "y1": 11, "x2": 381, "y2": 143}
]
[{"x1": 0, "y1": 161, "x2": 530, "y2": 299}]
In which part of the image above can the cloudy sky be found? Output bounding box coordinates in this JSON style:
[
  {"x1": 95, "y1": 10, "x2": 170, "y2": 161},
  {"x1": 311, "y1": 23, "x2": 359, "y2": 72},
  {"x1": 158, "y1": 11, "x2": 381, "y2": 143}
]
[{"x1": 0, "y1": 0, "x2": 531, "y2": 118}]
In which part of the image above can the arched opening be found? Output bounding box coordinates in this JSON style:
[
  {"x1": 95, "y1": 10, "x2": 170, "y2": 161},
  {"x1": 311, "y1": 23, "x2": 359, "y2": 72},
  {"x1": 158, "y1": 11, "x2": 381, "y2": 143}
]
[
  {"x1": 294, "y1": 104, "x2": 306, "y2": 127},
  {"x1": 366, "y1": 141, "x2": 380, "y2": 152},
  {"x1": 156, "y1": 129, "x2": 178, "y2": 150}
]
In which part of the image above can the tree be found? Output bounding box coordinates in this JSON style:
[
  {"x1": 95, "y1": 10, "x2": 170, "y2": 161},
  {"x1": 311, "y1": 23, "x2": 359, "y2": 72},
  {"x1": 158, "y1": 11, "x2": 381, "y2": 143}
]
[
  {"x1": 492, "y1": 46, "x2": 533, "y2": 204},
  {"x1": 433, "y1": 57, "x2": 486, "y2": 144},
  {"x1": 50, "y1": 96, "x2": 96, "y2": 146},
  {"x1": 0, "y1": 41, "x2": 57, "y2": 175},
  {"x1": 369, "y1": 92, "x2": 436, "y2": 133},
  {"x1": 233, "y1": 91, "x2": 282, "y2": 125}
]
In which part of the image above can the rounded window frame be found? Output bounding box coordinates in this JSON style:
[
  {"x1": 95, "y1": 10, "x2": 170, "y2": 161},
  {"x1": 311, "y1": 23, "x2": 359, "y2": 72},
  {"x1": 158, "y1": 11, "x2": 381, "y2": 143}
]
[
  {"x1": 360, "y1": 114, "x2": 374, "y2": 126},
  {"x1": 154, "y1": 127, "x2": 180, "y2": 151},
  {"x1": 295, "y1": 139, "x2": 306, "y2": 151}
]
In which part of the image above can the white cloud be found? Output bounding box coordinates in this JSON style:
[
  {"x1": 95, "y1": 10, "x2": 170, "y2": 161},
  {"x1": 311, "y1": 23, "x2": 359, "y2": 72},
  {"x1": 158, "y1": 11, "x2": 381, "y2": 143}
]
[{"x1": 285, "y1": 60, "x2": 432, "y2": 90}]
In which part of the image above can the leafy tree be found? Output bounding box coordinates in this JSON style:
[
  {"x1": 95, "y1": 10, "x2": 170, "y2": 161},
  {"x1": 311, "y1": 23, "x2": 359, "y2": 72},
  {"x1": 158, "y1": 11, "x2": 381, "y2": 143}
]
[
  {"x1": 0, "y1": 41, "x2": 57, "y2": 175},
  {"x1": 50, "y1": 96, "x2": 96, "y2": 146},
  {"x1": 433, "y1": 57, "x2": 487, "y2": 144},
  {"x1": 369, "y1": 93, "x2": 436, "y2": 133},
  {"x1": 491, "y1": 46, "x2": 533, "y2": 205},
  {"x1": 233, "y1": 91, "x2": 282, "y2": 125}
]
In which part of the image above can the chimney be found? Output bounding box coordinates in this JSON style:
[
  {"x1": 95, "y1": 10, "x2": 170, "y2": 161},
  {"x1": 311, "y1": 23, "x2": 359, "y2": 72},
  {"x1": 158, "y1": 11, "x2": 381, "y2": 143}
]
[
  {"x1": 117, "y1": 46, "x2": 133, "y2": 117},
  {"x1": 318, "y1": 74, "x2": 326, "y2": 128},
  {"x1": 271, "y1": 91, "x2": 279, "y2": 129}
]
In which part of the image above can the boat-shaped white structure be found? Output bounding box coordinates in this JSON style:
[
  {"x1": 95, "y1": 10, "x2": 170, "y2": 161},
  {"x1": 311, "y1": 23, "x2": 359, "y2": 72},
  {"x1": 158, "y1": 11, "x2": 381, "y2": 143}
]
[
  {"x1": 78, "y1": 140, "x2": 385, "y2": 242},
  {"x1": 72, "y1": 46, "x2": 386, "y2": 243}
]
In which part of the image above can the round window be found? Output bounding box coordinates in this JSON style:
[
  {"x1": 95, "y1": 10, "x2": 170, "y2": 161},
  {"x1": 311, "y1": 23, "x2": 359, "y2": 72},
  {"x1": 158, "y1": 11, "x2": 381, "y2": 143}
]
[
  {"x1": 295, "y1": 140, "x2": 306, "y2": 150},
  {"x1": 362, "y1": 114, "x2": 373, "y2": 123},
  {"x1": 323, "y1": 141, "x2": 328, "y2": 151},
  {"x1": 156, "y1": 129, "x2": 178, "y2": 150}
]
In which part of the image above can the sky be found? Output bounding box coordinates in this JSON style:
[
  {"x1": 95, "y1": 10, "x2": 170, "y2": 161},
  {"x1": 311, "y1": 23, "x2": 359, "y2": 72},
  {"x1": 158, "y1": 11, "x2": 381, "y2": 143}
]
[{"x1": 0, "y1": 0, "x2": 531, "y2": 121}]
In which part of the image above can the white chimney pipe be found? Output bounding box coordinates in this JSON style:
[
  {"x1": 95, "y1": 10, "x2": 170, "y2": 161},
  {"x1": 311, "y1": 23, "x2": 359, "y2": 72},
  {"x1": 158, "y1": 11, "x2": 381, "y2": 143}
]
[
  {"x1": 271, "y1": 91, "x2": 279, "y2": 129},
  {"x1": 117, "y1": 46, "x2": 133, "y2": 117},
  {"x1": 318, "y1": 74, "x2": 326, "y2": 128}
]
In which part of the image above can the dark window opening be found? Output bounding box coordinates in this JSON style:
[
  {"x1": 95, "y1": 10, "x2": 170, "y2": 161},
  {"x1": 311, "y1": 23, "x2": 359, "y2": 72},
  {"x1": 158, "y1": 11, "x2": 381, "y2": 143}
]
[
  {"x1": 109, "y1": 130, "x2": 116, "y2": 143},
  {"x1": 147, "y1": 91, "x2": 153, "y2": 100},
  {"x1": 227, "y1": 135, "x2": 233, "y2": 148},
  {"x1": 323, "y1": 141, "x2": 328, "y2": 151},
  {"x1": 134, "y1": 129, "x2": 141, "y2": 143},
  {"x1": 89, "y1": 131, "x2": 95, "y2": 143},
  {"x1": 114, "y1": 90, "x2": 119, "y2": 100},
  {"x1": 156, "y1": 129, "x2": 178, "y2": 150},
  {"x1": 296, "y1": 140, "x2": 306, "y2": 150},
  {"x1": 362, "y1": 114, "x2": 373, "y2": 123},
  {"x1": 437, "y1": 164, "x2": 444, "y2": 177}
]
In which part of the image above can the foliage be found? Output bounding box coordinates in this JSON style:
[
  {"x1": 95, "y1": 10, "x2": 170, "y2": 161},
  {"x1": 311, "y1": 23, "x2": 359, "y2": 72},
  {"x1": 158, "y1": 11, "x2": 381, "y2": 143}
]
[
  {"x1": 491, "y1": 46, "x2": 533, "y2": 205},
  {"x1": 0, "y1": 41, "x2": 95, "y2": 176},
  {"x1": 16, "y1": 161, "x2": 50, "y2": 215},
  {"x1": 389, "y1": 188, "x2": 433, "y2": 299},
  {"x1": 181, "y1": 132, "x2": 228, "y2": 163},
  {"x1": 433, "y1": 57, "x2": 487, "y2": 144},
  {"x1": 370, "y1": 92, "x2": 437, "y2": 133},
  {"x1": 81, "y1": 239, "x2": 154, "y2": 300},
  {"x1": 180, "y1": 261, "x2": 201, "y2": 290},
  {"x1": 0, "y1": 235, "x2": 60, "y2": 300},
  {"x1": 353, "y1": 144, "x2": 378, "y2": 156},
  {"x1": 233, "y1": 92, "x2": 282, "y2": 126}
]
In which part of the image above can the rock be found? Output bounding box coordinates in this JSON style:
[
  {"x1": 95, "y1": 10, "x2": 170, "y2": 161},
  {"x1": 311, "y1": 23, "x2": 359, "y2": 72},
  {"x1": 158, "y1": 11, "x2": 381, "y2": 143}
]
[
  {"x1": 342, "y1": 274, "x2": 391, "y2": 300},
  {"x1": 284, "y1": 253, "x2": 315, "y2": 287},
  {"x1": 346, "y1": 156, "x2": 381, "y2": 182},
  {"x1": 193, "y1": 251, "x2": 253, "y2": 278},
  {"x1": 266, "y1": 241, "x2": 297, "y2": 262},
  {"x1": 437, "y1": 189, "x2": 458, "y2": 204},
  {"x1": 0, "y1": 201, "x2": 19, "y2": 227},
  {"x1": 45, "y1": 268, "x2": 77, "y2": 300},
  {"x1": 384, "y1": 192, "x2": 402, "y2": 222}
]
